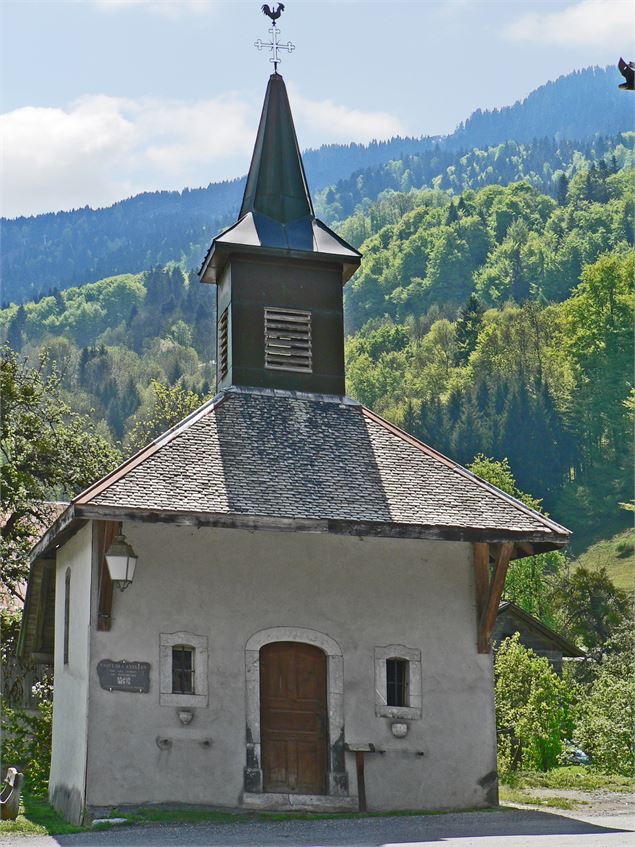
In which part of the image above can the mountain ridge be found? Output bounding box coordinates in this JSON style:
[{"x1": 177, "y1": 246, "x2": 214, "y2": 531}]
[{"x1": 2, "y1": 65, "x2": 630, "y2": 305}]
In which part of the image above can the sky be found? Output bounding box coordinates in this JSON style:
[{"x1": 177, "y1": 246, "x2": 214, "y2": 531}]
[{"x1": 1, "y1": 0, "x2": 633, "y2": 219}]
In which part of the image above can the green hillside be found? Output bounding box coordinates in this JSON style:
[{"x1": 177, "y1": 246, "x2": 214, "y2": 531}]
[
  {"x1": 2, "y1": 146, "x2": 633, "y2": 552},
  {"x1": 572, "y1": 530, "x2": 635, "y2": 592}
]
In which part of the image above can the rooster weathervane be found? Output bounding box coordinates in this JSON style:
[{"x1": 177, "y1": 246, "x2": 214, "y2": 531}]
[{"x1": 255, "y1": 4, "x2": 295, "y2": 74}]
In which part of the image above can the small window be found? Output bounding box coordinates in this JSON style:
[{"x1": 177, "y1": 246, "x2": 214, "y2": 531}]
[
  {"x1": 63, "y1": 569, "x2": 71, "y2": 665},
  {"x1": 218, "y1": 307, "x2": 229, "y2": 380},
  {"x1": 264, "y1": 307, "x2": 312, "y2": 373},
  {"x1": 386, "y1": 658, "x2": 409, "y2": 707},
  {"x1": 172, "y1": 645, "x2": 195, "y2": 695},
  {"x1": 374, "y1": 645, "x2": 421, "y2": 719},
  {"x1": 160, "y1": 631, "x2": 208, "y2": 707}
]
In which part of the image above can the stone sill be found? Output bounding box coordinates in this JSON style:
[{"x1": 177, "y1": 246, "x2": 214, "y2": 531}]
[{"x1": 242, "y1": 792, "x2": 358, "y2": 812}]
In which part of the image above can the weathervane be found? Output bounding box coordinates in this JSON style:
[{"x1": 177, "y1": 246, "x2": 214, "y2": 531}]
[{"x1": 256, "y1": 4, "x2": 295, "y2": 74}]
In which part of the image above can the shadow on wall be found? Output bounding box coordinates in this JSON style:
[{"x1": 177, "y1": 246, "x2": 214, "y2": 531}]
[{"x1": 50, "y1": 783, "x2": 83, "y2": 827}]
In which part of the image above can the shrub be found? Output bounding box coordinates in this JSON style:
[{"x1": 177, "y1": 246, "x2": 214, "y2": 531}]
[
  {"x1": 495, "y1": 634, "x2": 573, "y2": 778},
  {"x1": 0, "y1": 697, "x2": 53, "y2": 796},
  {"x1": 574, "y1": 623, "x2": 635, "y2": 776}
]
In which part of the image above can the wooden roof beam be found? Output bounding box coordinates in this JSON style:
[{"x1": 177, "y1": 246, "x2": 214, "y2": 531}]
[{"x1": 476, "y1": 541, "x2": 514, "y2": 654}]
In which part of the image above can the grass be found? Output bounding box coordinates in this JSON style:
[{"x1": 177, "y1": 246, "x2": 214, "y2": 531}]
[
  {"x1": 499, "y1": 786, "x2": 588, "y2": 810},
  {"x1": 507, "y1": 766, "x2": 635, "y2": 793},
  {"x1": 114, "y1": 807, "x2": 249, "y2": 825},
  {"x1": 0, "y1": 791, "x2": 83, "y2": 837},
  {"x1": 572, "y1": 528, "x2": 635, "y2": 592},
  {"x1": 500, "y1": 766, "x2": 635, "y2": 810}
]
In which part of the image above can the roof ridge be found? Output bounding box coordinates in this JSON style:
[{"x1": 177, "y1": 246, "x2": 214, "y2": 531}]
[
  {"x1": 360, "y1": 406, "x2": 570, "y2": 538},
  {"x1": 226, "y1": 385, "x2": 361, "y2": 405},
  {"x1": 498, "y1": 600, "x2": 585, "y2": 656},
  {"x1": 74, "y1": 391, "x2": 230, "y2": 506}
]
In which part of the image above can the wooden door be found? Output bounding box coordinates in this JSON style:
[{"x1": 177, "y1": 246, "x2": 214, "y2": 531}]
[{"x1": 260, "y1": 641, "x2": 327, "y2": 795}]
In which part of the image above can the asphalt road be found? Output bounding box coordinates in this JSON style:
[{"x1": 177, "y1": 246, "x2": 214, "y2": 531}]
[{"x1": 2, "y1": 808, "x2": 635, "y2": 847}]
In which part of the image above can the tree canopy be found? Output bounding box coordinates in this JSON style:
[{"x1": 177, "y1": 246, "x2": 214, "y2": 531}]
[{"x1": 0, "y1": 347, "x2": 121, "y2": 601}]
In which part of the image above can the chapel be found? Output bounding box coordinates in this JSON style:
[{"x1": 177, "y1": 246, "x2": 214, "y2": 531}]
[{"x1": 20, "y1": 62, "x2": 570, "y2": 824}]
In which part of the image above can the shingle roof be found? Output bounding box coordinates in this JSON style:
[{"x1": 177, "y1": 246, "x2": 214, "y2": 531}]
[
  {"x1": 497, "y1": 601, "x2": 585, "y2": 657},
  {"x1": 74, "y1": 388, "x2": 570, "y2": 546}
]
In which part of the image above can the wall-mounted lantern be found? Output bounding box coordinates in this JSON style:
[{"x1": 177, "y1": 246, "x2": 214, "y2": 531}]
[{"x1": 105, "y1": 534, "x2": 138, "y2": 591}]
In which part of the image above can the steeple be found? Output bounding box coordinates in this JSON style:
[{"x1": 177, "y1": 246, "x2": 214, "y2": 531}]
[
  {"x1": 199, "y1": 73, "x2": 360, "y2": 282},
  {"x1": 199, "y1": 72, "x2": 361, "y2": 396},
  {"x1": 240, "y1": 73, "x2": 313, "y2": 226}
]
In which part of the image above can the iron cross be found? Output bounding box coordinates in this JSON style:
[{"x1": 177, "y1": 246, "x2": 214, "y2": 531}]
[{"x1": 255, "y1": 25, "x2": 295, "y2": 73}]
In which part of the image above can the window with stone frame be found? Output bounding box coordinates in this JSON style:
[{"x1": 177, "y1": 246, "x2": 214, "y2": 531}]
[
  {"x1": 159, "y1": 632, "x2": 208, "y2": 708},
  {"x1": 374, "y1": 645, "x2": 422, "y2": 719}
]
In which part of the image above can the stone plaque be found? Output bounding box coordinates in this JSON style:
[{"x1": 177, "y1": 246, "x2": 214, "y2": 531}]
[{"x1": 97, "y1": 659, "x2": 150, "y2": 693}]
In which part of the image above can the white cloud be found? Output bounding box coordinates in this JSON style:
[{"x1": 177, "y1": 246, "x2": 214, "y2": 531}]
[
  {"x1": 0, "y1": 95, "x2": 254, "y2": 218},
  {"x1": 0, "y1": 91, "x2": 405, "y2": 218},
  {"x1": 290, "y1": 89, "x2": 407, "y2": 145},
  {"x1": 503, "y1": 0, "x2": 633, "y2": 48},
  {"x1": 92, "y1": 0, "x2": 214, "y2": 17}
]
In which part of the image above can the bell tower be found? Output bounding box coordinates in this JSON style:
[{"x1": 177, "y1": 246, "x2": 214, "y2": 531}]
[{"x1": 198, "y1": 72, "x2": 361, "y2": 396}]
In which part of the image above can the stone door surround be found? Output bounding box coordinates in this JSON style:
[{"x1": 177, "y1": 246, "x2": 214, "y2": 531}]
[{"x1": 243, "y1": 626, "x2": 349, "y2": 803}]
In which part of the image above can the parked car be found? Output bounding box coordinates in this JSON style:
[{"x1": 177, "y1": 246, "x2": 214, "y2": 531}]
[{"x1": 564, "y1": 739, "x2": 590, "y2": 765}]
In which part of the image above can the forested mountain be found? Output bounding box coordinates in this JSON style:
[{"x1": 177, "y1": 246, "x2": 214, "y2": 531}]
[
  {"x1": 450, "y1": 66, "x2": 630, "y2": 150},
  {"x1": 2, "y1": 66, "x2": 630, "y2": 306},
  {"x1": 343, "y1": 158, "x2": 633, "y2": 330},
  {"x1": 3, "y1": 154, "x2": 633, "y2": 550},
  {"x1": 315, "y1": 133, "x2": 634, "y2": 227}
]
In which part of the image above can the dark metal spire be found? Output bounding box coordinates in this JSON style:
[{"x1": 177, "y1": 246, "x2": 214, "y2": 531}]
[{"x1": 239, "y1": 73, "x2": 313, "y2": 225}]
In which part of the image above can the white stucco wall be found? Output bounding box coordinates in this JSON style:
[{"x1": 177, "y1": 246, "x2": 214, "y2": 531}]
[
  {"x1": 49, "y1": 523, "x2": 93, "y2": 824},
  {"x1": 83, "y1": 523, "x2": 497, "y2": 813}
]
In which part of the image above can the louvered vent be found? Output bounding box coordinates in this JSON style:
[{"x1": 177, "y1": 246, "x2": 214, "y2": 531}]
[
  {"x1": 264, "y1": 307, "x2": 312, "y2": 373},
  {"x1": 218, "y1": 307, "x2": 229, "y2": 380}
]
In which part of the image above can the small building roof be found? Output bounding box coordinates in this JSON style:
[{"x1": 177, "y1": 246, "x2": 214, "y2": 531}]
[
  {"x1": 31, "y1": 388, "x2": 570, "y2": 562},
  {"x1": 497, "y1": 601, "x2": 585, "y2": 658},
  {"x1": 198, "y1": 74, "x2": 361, "y2": 285}
]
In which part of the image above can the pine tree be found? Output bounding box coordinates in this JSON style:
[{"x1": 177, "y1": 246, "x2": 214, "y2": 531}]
[
  {"x1": 403, "y1": 399, "x2": 418, "y2": 436},
  {"x1": 7, "y1": 305, "x2": 26, "y2": 351},
  {"x1": 556, "y1": 173, "x2": 569, "y2": 206},
  {"x1": 454, "y1": 294, "x2": 484, "y2": 365},
  {"x1": 78, "y1": 346, "x2": 91, "y2": 387},
  {"x1": 446, "y1": 202, "x2": 459, "y2": 225}
]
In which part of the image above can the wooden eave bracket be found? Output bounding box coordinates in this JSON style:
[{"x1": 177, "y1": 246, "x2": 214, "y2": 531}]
[{"x1": 474, "y1": 541, "x2": 515, "y2": 653}]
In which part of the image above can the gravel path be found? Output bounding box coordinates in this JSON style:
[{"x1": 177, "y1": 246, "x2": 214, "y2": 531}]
[{"x1": 1, "y1": 807, "x2": 634, "y2": 847}]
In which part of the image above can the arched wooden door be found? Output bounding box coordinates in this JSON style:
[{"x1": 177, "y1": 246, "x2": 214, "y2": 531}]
[{"x1": 260, "y1": 641, "x2": 328, "y2": 795}]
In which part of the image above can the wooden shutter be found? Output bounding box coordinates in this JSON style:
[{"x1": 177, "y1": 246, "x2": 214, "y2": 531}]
[
  {"x1": 63, "y1": 569, "x2": 70, "y2": 664},
  {"x1": 95, "y1": 521, "x2": 120, "y2": 632},
  {"x1": 264, "y1": 307, "x2": 312, "y2": 373},
  {"x1": 218, "y1": 307, "x2": 229, "y2": 380}
]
